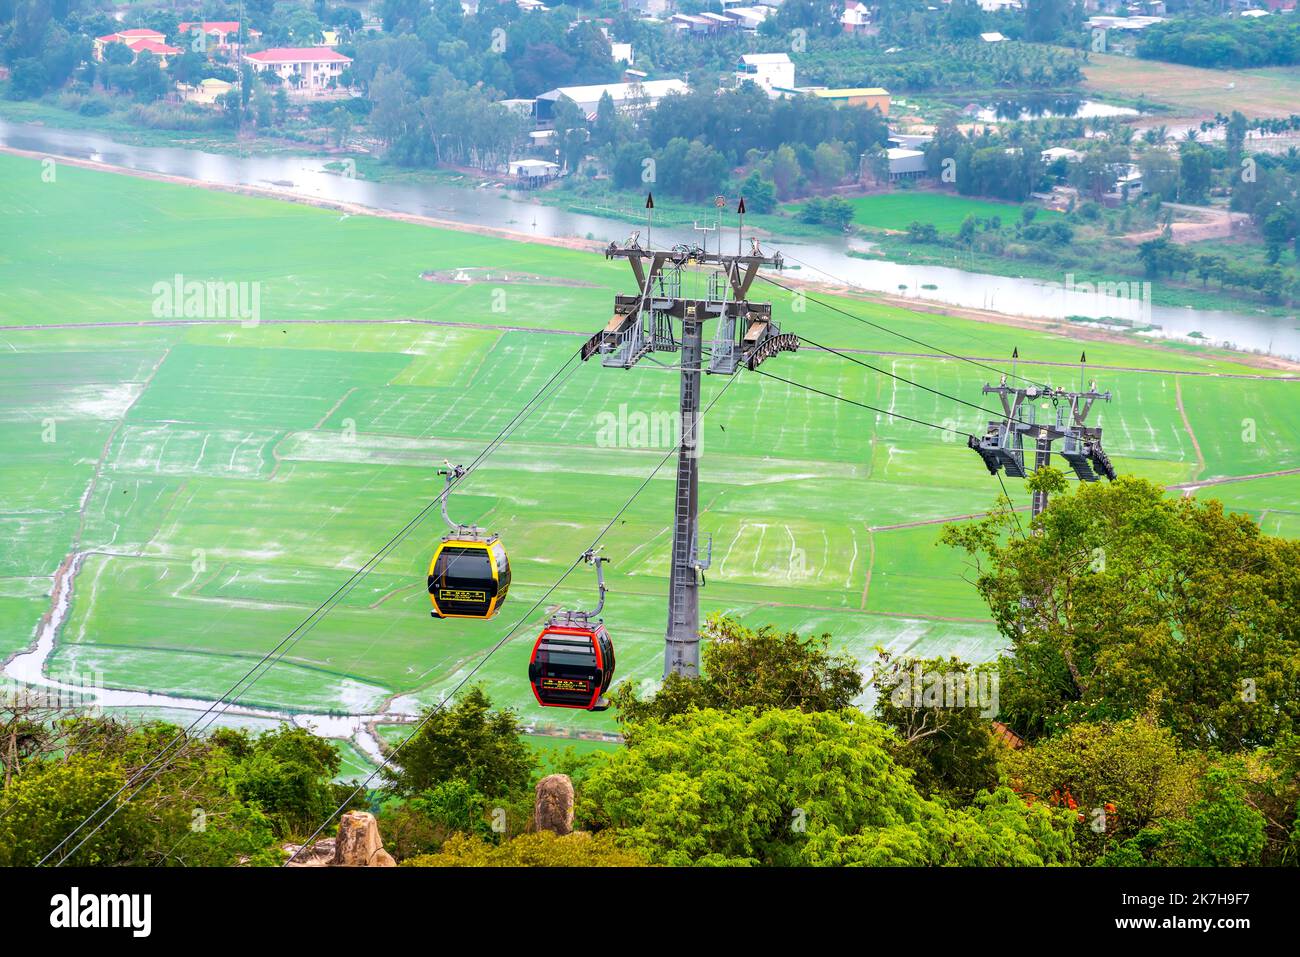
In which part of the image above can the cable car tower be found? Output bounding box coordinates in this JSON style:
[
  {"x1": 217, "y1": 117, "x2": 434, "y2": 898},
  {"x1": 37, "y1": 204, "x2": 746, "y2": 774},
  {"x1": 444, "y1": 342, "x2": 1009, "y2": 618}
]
[
  {"x1": 968, "y1": 351, "x2": 1118, "y2": 521},
  {"x1": 582, "y1": 195, "x2": 798, "y2": 678}
]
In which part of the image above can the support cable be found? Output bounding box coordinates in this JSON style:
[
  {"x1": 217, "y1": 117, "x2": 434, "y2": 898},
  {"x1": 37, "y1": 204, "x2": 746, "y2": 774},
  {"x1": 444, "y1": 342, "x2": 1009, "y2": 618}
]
[
  {"x1": 284, "y1": 373, "x2": 740, "y2": 864},
  {"x1": 37, "y1": 348, "x2": 585, "y2": 866},
  {"x1": 757, "y1": 261, "x2": 1044, "y2": 387}
]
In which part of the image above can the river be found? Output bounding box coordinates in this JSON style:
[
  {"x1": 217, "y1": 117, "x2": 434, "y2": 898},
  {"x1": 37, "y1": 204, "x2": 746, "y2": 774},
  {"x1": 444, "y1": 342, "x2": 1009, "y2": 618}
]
[{"x1": 3, "y1": 118, "x2": 1296, "y2": 360}]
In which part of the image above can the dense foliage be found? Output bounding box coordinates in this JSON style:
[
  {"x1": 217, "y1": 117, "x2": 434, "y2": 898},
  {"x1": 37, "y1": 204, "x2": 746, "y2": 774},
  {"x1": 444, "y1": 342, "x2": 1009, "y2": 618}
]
[
  {"x1": 0, "y1": 717, "x2": 348, "y2": 865},
  {"x1": 578, "y1": 707, "x2": 1076, "y2": 866},
  {"x1": 943, "y1": 472, "x2": 1300, "y2": 750},
  {"x1": 1137, "y1": 16, "x2": 1300, "y2": 69},
  {"x1": 796, "y1": 38, "x2": 1085, "y2": 93},
  {"x1": 608, "y1": 615, "x2": 864, "y2": 727}
]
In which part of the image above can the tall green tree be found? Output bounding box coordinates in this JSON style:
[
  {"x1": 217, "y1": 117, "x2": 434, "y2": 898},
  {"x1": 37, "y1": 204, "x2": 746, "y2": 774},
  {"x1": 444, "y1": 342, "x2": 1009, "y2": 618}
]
[
  {"x1": 610, "y1": 614, "x2": 863, "y2": 727},
  {"x1": 580, "y1": 707, "x2": 1075, "y2": 866},
  {"x1": 943, "y1": 475, "x2": 1300, "y2": 748},
  {"x1": 382, "y1": 687, "x2": 536, "y2": 798}
]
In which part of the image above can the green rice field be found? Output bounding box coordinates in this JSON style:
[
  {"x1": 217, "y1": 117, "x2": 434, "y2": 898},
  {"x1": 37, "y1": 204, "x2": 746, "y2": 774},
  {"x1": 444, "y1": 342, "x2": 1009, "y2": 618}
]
[{"x1": 2, "y1": 152, "x2": 1298, "y2": 773}]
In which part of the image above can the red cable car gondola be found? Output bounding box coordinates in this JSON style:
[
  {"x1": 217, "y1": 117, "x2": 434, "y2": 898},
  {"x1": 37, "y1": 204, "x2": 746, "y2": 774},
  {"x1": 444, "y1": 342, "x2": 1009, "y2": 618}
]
[{"x1": 528, "y1": 550, "x2": 615, "y2": 712}]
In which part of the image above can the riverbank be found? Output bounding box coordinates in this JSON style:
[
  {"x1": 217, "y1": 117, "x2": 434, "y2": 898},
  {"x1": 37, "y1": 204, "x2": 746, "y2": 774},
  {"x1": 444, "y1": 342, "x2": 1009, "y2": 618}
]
[
  {"x1": 6, "y1": 141, "x2": 1296, "y2": 374},
  {"x1": 7, "y1": 97, "x2": 1295, "y2": 323},
  {"x1": 853, "y1": 234, "x2": 1298, "y2": 317},
  {"x1": 0, "y1": 144, "x2": 605, "y2": 254},
  {"x1": 0, "y1": 96, "x2": 332, "y2": 156}
]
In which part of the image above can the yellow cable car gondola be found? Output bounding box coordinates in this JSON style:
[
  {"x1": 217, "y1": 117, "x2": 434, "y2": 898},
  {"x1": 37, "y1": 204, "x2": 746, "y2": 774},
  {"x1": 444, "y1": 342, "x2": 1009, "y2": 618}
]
[{"x1": 428, "y1": 464, "x2": 511, "y2": 620}]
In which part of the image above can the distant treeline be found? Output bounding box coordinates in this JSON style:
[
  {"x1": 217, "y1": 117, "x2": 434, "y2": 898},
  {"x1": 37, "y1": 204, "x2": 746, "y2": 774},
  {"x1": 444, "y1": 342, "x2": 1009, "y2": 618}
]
[
  {"x1": 795, "y1": 38, "x2": 1085, "y2": 93},
  {"x1": 1137, "y1": 16, "x2": 1300, "y2": 69}
]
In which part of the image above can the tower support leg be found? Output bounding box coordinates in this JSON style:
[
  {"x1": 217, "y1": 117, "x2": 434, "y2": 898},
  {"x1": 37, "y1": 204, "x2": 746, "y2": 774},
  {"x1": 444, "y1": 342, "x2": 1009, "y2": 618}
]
[
  {"x1": 665, "y1": 309, "x2": 702, "y2": 678},
  {"x1": 1031, "y1": 436, "x2": 1052, "y2": 523}
]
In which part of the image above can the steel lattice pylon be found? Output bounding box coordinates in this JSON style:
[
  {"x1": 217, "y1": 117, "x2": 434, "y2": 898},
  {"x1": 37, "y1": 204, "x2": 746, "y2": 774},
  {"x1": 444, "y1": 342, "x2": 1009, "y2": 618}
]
[
  {"x1": 969, "y1": 352, "x2": 1118, "y2": 522},
  {"x1": 581, "y1": 212, "x2": 796, "y2": 678}
]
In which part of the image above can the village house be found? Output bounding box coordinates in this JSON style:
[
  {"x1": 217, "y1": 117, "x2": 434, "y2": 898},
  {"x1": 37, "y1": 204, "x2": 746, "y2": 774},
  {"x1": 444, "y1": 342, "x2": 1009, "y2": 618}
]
[
  {"x1": 534, "y1": 78, "x2": 689, "y2": 123},
  {"x1": 809, "y1": 87, "x2": 891, "y2": 116},
  {"x1": 242, "y1": 47, "x2": 353, "y2": 93},
  {"x1": 840, "y1": 1, "x2": 874, "y2": 34},
  {"x1": 92, "y1": 29, "x2": 182, "y2": 66},
  {"x1": 179, "y1": 77, "x2": 234, "y2": 105},
  {"x1": 509, "y1": 158, "x2": 561, "y2": 187},
  {"x1": 622, "y1": 0, "x2": 676, "y2": 16},
  {"x1": 724, "y1": 6, "x2": 769, "y2": 30},
  {"x1": 735, "y1": 52, "x2": 794, "y2": 93},
  {"x1": 885, "y1": 147, "x2": 928, "y2": 181},
  {"x1": 177, "y1": 21, "x2": 260, "y2": 53}
]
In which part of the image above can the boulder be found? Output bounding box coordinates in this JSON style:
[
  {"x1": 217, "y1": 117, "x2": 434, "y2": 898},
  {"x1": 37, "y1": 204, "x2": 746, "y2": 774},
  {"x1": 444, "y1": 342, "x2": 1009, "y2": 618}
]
[
  {"x1": 534, "y1": 773, "x2": 574, "y2": 836},
  {"x1": 287, "y1": 811, "x2": 395, "y2": 867},
  {"x1": 334, "y1": 810, "x2": 397, "y2": 867}
]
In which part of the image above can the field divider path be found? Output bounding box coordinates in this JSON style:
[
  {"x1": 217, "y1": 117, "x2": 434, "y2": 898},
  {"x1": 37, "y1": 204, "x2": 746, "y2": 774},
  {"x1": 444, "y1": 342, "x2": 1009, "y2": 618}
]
[{"x1": 1175, "y1": 376, "x2": 1207, "y2": 485}]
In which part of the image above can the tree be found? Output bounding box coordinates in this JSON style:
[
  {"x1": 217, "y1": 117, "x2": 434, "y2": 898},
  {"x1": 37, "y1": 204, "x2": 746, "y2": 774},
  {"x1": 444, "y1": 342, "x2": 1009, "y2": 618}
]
[
  {"x1": 579, "y1": 707, "x2": 1075, "y2": 866},
  {"x1": 0, "y1": 756, "x2": 150, "y2": 866},
  {"x1": 1025, "y1": 0, "x2": 1074, "y2": 42},
  {"x1": 7, "y1": 57, "x2": 48, "y2": 100},
  {"x1": 942, "y1": 476, "x2": 1300, "y2": 750},
  {"x1": 1178, "y1": 142, "x2": 1213, "y2": 204},
  {"x1": 328, "y1": 106, "x2": 354, "y2": 148},
  {"x1": 610, "y1": 614, "x2": 863, "y2": 727},
  {"x1": 130, "y1": 51, "x2": 169, "y2": 102},
  {"x1": 382, "y1": 687, "x2": 536, "y2": 798},
  {"x1": 218, "y1": 725, "x2": 341, "y2": 836},
  {"x1": 906, "y1": 221, "x2": 940, "y2": 244},
  {"x1": 1004, "y1": 715, "x2": 1198, "y2": 862},
  {"x1": 0, "y1": 717, "x2": 318, "y2": 866},
  {"x1": 1139, "y1": 149, "x2": 1179, "y2": 202},
  {"x1": 740, "y1": 171, "x2": 776, "y2": 214},
  {"x1": 770, "y1": 143, "x2": 803, "y2": 200},
  {"x1": 1102, "y1": 763, "x2": 1267, "y2": 867},
  {"x1": 872, "y1": 654, "x2": 1003, "y2": 803},
  {"x1": 551, "y1": 95, "x2": 589, "y2": 173},
  {"x1": 812, "y1": 140, "x2": 848, "y2": 186}
]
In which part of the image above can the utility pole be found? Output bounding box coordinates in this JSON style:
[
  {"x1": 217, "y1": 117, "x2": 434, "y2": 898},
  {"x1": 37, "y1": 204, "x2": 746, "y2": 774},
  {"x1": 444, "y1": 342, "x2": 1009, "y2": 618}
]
[
  {"x1": 969, "y1": 352, "x2": 1118, "y2": 523},
  {"x1": 582, "y1": 199, "x2": 797, "y2": 677}
]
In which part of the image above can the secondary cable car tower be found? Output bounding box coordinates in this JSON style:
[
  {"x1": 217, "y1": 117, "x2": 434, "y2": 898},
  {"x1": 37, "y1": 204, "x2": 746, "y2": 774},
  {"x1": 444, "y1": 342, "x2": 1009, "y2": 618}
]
[
  {"x1": 581, "y1": 196, "x2": 798, "y2": 678},
  {"x1": 968, "y1": 352, "x2": 1118, "y2": 519}
]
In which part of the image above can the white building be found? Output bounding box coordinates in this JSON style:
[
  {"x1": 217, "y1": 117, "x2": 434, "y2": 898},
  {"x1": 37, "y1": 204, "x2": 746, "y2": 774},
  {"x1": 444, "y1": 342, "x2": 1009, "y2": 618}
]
[
  {"x1": 1041, "y1": 146, "x2": 1083, "y2": 163},
  {"x1": 510, "y1": 158, "x2": 561, "y2": 186},
  {"x1": 535, "y1": 78, "x2": 689, "y2": 122},
  {"x1": 725, "y1": 6, "x2": 769, "y2": 29},
  {"x1": 1085, "y1": 15, "x2": 1165, "y2": 29},
  {"x1": 886, "y1": 147, "x2": 927, "y2": 180},
  {"x1": 841, "y1": 1, "x2": 872, "y2": 32},
  {"x1": 243, "y1": 47, "x2": 352, "y2": 92},
  {"x1": 735, "y1": 52, "x2": 794, "y2": 92}
]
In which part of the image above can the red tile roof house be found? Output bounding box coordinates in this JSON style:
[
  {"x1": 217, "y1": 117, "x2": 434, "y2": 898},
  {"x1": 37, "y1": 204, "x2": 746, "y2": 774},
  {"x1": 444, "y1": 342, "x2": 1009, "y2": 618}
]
[
  {"x1": 242, "y1": 47, "x2": 352, "y2": 94},
  {"x1": 93, "y1": 29, "x2": 183, "y2": 66},
  {"x1": 177, "y1": 21, "x2": 262, "y2": 53}
]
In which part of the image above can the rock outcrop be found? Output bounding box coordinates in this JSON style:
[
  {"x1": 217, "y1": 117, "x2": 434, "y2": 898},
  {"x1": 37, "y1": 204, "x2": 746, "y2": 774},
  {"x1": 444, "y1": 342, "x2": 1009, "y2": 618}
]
[
  {"x1": 334, "y1": 811, "x2": 397, "y2": 867},
  {"x1": 285, "y1": 811, "x2": 396, "y2": 867},
  {"x1": 534, "y1": 773, "x2": 575, "y2": 836}
]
